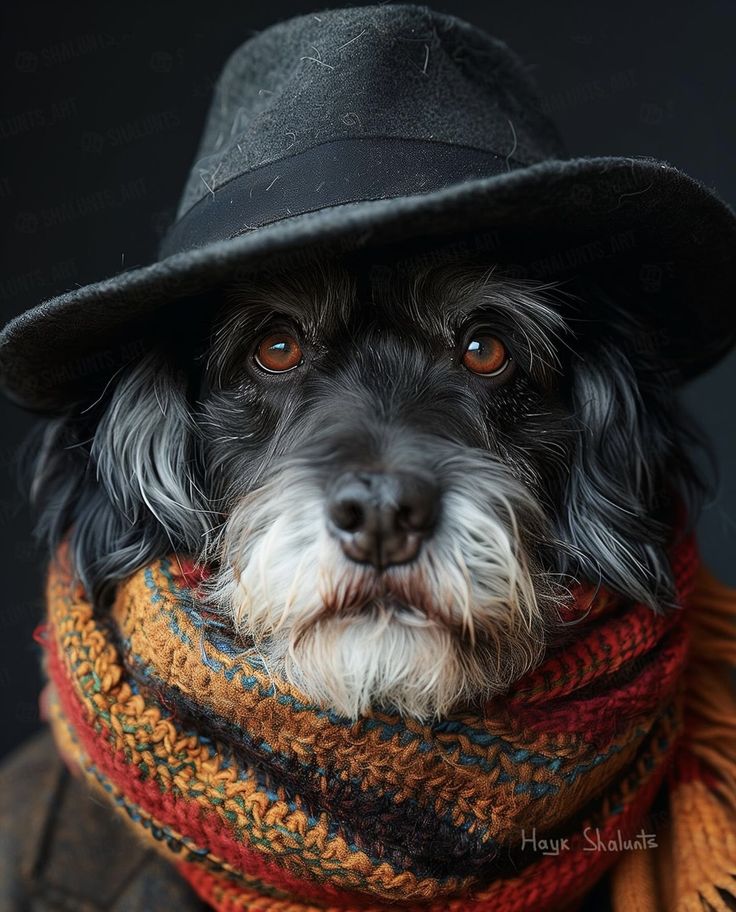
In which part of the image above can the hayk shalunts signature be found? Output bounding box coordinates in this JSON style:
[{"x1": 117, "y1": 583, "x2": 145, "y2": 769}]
[{"x1": 520, "y1": 827, "x2": 658, "y2": 856}]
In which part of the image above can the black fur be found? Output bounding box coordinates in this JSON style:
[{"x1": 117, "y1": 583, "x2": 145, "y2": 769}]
[{"x1": 29, "y1": 254, "x2": 713, "y2": 618}]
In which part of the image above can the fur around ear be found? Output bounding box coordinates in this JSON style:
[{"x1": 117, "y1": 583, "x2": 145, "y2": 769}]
[
  {"x1": 30, "y1": 350, "x2": 210, "y2": 607},
  {"x1": 555, "y1": 317, "x2": 713, "y2": 610}
]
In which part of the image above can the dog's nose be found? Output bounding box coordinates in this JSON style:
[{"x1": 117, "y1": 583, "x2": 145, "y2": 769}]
[{"x1": 327, "y1": 471, "x2": 438, "y2": 569}]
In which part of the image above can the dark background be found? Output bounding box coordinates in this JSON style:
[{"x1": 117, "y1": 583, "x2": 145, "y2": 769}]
[{"x1": 1, "y1": 0, "x2": 734, "y2": 759}]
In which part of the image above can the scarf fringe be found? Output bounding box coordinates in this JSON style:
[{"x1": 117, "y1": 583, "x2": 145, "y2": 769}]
[{"x1": 611, "y1": 562, "x2": 736, "y2": 912}]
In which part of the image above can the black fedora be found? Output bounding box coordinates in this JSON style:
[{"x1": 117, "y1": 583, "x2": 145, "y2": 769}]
[{"x1": 2, "y1": 3, "x2": 735, "y2": 411}]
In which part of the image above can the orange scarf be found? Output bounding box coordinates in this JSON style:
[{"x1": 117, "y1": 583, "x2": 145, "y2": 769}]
[
  {"x1": 610, "y1": 562, "x2": 736, "y2": 911},
  {"x1": 38, "y1": 540, "x2": 736, "y2": 911}
]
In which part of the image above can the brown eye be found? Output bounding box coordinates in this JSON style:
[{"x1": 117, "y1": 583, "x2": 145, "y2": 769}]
[
  {"x1": 462, "y1": 335, "x2": 509, "y2": 376},
  {"x1": 254, "y1": 332, "x2": 303, "y2": 373}
]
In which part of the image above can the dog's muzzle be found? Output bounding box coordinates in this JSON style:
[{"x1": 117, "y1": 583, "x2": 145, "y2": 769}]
[{"x1": 326, "y1": 470, "x2": 438, "y2": 570}]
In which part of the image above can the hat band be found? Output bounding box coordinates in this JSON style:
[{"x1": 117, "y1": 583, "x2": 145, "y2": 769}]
[{"x1": 159, "y1": 136, "x2": 525, "y2": 258}]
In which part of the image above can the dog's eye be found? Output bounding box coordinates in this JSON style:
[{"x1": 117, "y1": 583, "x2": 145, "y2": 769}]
[
  {"x1": 254, "y1": 332, "x2": 303, "y2": 373},
  {"x1": 462, "y1": 335, "x2": 509, "y2": 376}
]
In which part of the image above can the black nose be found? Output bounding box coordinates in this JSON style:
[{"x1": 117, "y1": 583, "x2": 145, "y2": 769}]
[{"x1": 327, "y1": 471, "x2": 438, "y2": 569}]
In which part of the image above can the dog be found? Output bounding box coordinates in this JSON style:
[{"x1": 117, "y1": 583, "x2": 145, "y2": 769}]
[{"x1": 29, "y1": 250, "x2": 708, "y2": 721}]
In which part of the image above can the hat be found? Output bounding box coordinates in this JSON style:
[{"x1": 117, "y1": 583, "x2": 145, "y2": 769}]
[{"x1": 2, "y1": 4, "x2": 735, "y2": 411}]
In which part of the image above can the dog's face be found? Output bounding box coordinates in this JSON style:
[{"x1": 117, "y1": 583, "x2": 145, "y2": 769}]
[
  {"x1": 34, "y1": 252, "x2": 704, "y2": 721},
  {"x1": 202, "y1": 261, "x2": 571, "y2": 719}
]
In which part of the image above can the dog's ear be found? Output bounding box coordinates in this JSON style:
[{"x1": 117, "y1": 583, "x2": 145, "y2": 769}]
[
  {"x1": 31, "y1": 349, "x2": 210, "y2": 607},
  {"x1": 554, "y1": 326, "x2": 711, "y2": 610}
]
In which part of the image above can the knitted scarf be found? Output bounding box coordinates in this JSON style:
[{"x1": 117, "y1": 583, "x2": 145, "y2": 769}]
[{"x1": 38, "y1": 533, "x2": 736, "y2": 912}]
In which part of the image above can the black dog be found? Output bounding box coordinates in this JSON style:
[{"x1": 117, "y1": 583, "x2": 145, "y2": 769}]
[{"x1": 30, "y1": 252, "x2": 708, "y2": 720}]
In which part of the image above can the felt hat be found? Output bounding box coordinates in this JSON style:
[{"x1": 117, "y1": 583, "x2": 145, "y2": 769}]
[{"x1": 2, "y1": 3, "x2": 735, "y2": 411}]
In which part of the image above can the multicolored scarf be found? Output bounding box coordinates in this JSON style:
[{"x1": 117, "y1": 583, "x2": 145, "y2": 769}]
[{"x1": 38, "y1": 533, "x2": 736, "y2": 912}]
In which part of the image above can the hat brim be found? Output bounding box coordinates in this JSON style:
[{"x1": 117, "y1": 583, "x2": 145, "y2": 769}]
[{"x1": 2, "y1": 155, "x2": 735, "y2": 412}]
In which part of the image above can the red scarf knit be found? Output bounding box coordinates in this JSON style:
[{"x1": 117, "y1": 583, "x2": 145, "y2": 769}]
[{"x1": 38, "y1": 531, "x2": 736, "y2": 911}]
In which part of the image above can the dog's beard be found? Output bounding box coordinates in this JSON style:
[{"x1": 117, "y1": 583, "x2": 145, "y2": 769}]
[{"x1": 207, "y1": 457, "x2": 555, "y2": 721}]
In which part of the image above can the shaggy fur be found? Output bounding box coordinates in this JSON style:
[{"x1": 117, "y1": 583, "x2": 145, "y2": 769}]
[{"x1": 29, "y1": 253, "x2": 712, "y2": 720}]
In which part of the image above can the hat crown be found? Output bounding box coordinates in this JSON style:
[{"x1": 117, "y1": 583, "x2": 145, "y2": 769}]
[
  {"x1": 3, "y1": 4, "x2": 735, "y2": 412},
  {"x1": 175, "y1": 4, "x2": 566, "y2": 220}
]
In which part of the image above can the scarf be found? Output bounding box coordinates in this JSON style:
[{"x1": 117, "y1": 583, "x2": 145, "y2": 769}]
[{"x1": 37, "y1": 533, "x2": 736, "y2": 912}]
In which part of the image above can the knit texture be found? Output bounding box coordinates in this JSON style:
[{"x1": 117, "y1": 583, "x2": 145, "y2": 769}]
[{"x1": 38, "y1": 534, "x2": 736, "y2": 911}]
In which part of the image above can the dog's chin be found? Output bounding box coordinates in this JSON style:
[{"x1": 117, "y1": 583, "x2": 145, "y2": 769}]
[
  {"x1": 250, "y1": 599, "x2": 545, "y2": 722},
  {"x1": 210, "y1": 576, "x2": 548, "y2": 721},
  {"x1": 211, "y1": 552, "x2": 549, "y2": 721}
]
